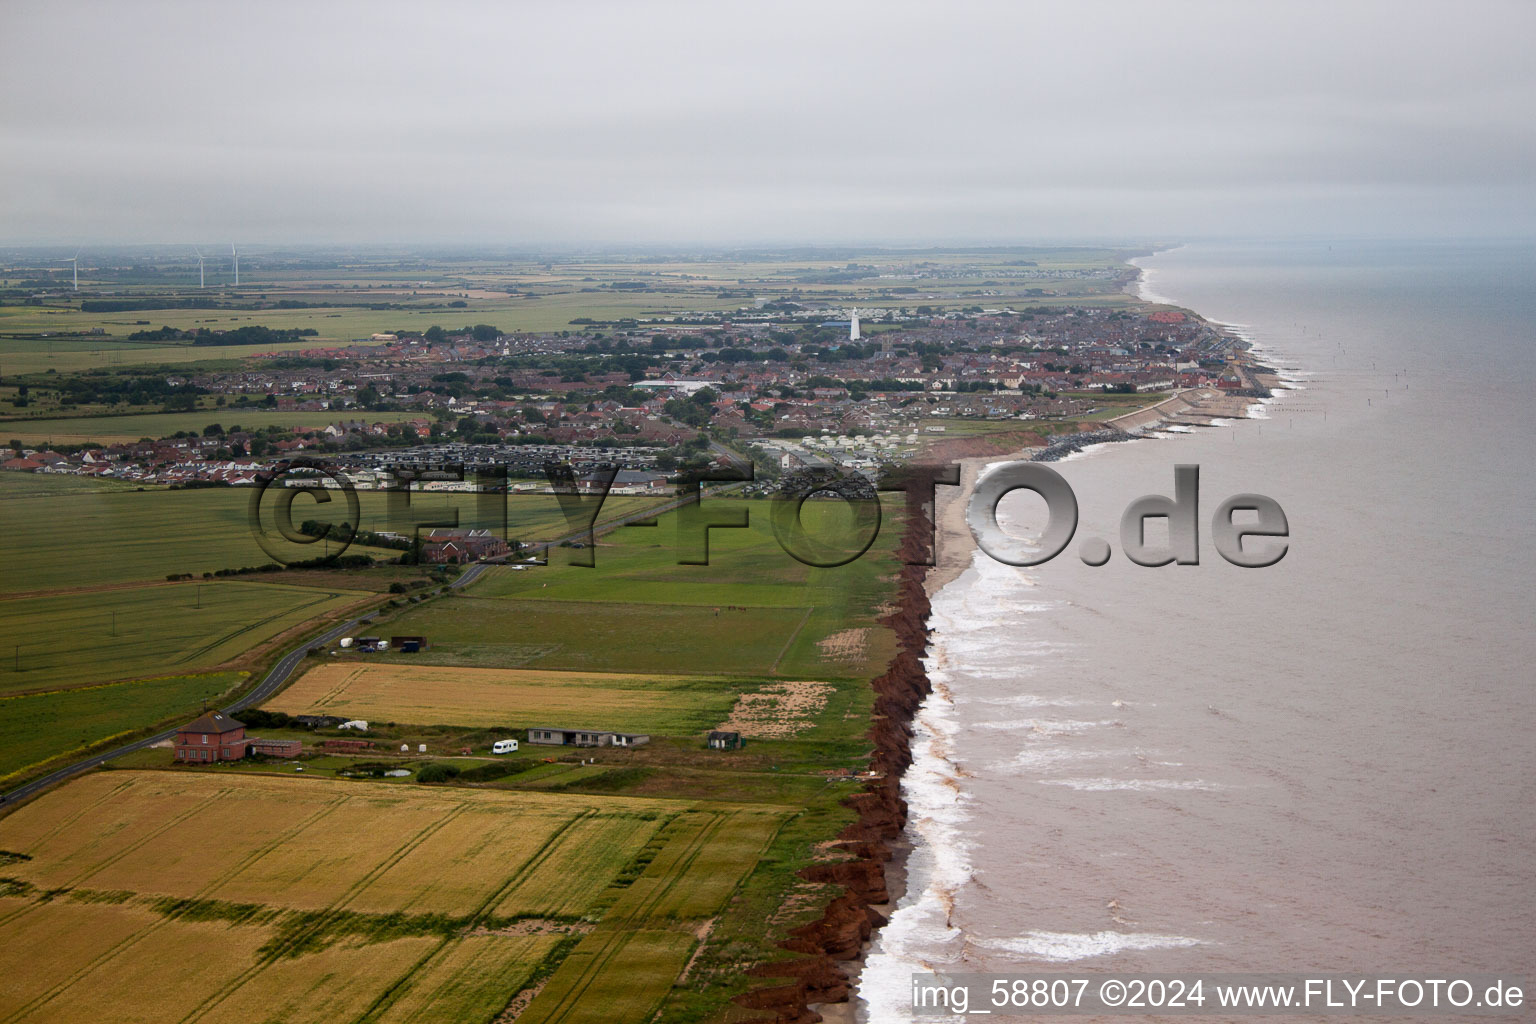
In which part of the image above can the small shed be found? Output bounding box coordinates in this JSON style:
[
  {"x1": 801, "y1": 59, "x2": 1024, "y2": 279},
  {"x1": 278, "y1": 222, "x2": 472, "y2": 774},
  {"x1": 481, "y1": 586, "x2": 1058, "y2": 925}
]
[
  {"x1": 248, "y1": 738, "x2": 302, "y2": 758},
  {"x1": 322, "y1": 738, "x2": 373, "y2": 753},
  {"x1": 707, "y1": 731, "x2": 743, "y2": 751}
]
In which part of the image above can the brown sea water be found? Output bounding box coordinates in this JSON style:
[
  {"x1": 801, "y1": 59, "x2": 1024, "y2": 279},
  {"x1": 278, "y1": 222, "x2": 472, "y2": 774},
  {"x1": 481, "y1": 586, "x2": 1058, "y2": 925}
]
[{"x1": 859, "y1": 241, "x2": 1536, "y2": 1020}]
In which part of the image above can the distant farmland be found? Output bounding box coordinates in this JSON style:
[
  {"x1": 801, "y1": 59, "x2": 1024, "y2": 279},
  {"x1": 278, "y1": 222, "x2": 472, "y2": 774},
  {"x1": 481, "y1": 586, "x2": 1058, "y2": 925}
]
[
  {"x1": 0, "y1": 408, "x2": 426, "y2": 446},
  {"x1": 0, "y1": 771, "x2": 783, "y2": 1024}
]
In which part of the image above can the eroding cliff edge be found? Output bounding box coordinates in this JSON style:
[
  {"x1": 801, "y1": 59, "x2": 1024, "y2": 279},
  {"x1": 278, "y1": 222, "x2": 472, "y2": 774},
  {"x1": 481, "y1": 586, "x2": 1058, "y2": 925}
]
[{"x1": 734, "y1": 506, "x2": 936, "y2": 1024}]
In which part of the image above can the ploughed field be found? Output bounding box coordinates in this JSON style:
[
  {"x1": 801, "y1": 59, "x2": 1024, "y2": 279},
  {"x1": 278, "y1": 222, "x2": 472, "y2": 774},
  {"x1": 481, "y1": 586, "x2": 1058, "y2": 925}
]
[{"x1": 0, "y1": 771, "x2": 784, "y2": 1024}]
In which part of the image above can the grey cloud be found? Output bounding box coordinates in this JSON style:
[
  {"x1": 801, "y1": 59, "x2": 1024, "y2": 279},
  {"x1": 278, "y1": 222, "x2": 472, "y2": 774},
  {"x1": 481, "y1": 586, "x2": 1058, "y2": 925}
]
[{"x1": 3, "y1": 0, "x2": 1533, "y2": 244}]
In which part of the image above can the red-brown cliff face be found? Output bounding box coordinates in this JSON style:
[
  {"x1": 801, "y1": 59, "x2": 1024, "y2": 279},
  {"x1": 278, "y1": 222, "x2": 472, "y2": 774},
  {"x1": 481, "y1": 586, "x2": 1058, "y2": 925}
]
[{"x1": 734, "y1": 506, "x2": 937, "y2": 1023}]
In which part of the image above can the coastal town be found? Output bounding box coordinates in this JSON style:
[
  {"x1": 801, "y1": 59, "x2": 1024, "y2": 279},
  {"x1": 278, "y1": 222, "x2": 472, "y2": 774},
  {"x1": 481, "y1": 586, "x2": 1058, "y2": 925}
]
[
  {"x1": 2, "y1": 304, "x2": 1268, "y2": 488},
  {"x1": 0, "y1": 247, "x2": 1276, "y2": 1024}
]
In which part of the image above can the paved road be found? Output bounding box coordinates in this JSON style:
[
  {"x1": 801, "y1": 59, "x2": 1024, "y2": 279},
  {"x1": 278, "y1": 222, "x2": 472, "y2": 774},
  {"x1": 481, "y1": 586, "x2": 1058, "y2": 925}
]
[
  {"x1": 0, "y1": 562, "x2": 491, "y2": 808},
  {"x1": 0, "y1": 473, "x2": 742, "y2": 808}
]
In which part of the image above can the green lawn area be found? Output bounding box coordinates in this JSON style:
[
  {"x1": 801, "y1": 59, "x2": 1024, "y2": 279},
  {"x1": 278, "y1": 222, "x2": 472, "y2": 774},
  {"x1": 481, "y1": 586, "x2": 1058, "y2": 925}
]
[
  {"x1": 0, "y1": 580, "x2": 367, "y2": 694},
  {"x1": 377, "y1": 598, "x2": 812, "y2": 677},
  {"x1": 495, "y1": 492, "x2": 671, "y2": 545},
  {"x1": 379, "y1": 497, "x2": 899, "y2": 680},
  {"x1": 0, "y1": 671, "x2": 244, "y2": 785},
  {"x1": 0, "y1": 475, "x2": 670, "y2": 596},
  {"x1": 0, "y1": 475, "x2": 419, "y2": 593},
  {"x1": 0, "y1": 472, "x2": 143, "y2": 500}
]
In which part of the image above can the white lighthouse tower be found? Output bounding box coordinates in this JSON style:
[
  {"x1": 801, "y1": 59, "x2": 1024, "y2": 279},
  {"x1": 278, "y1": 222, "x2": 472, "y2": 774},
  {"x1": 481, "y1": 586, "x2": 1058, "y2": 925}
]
[{"x1": 848, "y1": 309, "x2": 861, "y2": 342}]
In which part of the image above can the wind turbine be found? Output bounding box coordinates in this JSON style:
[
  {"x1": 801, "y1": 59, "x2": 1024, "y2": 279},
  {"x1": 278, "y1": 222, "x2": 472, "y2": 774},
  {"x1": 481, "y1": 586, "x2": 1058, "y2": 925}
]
[
  {"x1": 62, "y1": 248, "x2": 80, "y2": 291},
  {"x1": 231, "y1": 243, "x2": 239, "y2": 286},
  {"x1": 193, "y1": 246, "x2": 207, "y2": 288}
]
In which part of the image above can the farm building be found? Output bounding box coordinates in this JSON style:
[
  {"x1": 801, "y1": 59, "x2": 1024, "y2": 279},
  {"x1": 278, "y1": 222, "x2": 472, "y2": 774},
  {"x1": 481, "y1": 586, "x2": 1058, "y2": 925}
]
[
  {"x1": 527, "y1": 727, "x2": 650, "y2": 748},
  {"x1": 247, "y1": 738, "x2": 302, "y2": 758},
  {"x1": 707, "y1": 731, "x2": 744, "y2": 750},
  {"x1": 391, "y1": 635, "x2": 428, "y2": 652},
  {"x1": 174, "y1": 711, "x2": 247, "y2": 762}
]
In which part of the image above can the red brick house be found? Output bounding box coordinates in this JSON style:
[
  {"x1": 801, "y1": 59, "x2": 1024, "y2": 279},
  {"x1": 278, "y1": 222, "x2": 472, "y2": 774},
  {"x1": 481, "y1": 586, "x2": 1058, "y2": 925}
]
[
  {"x1": 174, "y1": 711, "x2": 247, "y2": 762},
  {"x1": 421, "y1": 528, "x2": 509, "y2": 564}
]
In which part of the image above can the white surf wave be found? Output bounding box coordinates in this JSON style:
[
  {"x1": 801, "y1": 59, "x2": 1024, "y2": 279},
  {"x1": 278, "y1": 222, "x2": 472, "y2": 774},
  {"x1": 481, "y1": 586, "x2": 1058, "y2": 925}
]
[
  {"x1": 859, "y1": 589, "x2": 979, "y2": 1022},
  {"x1": 974, "y1": 717, "x2": 1121, "y2": 734},
  {"x1": 980, "y1": 930, "x2": 1207, "y2": 962},
  {"x1": 1040, "y1": 777, "x2": 1225, "y2": 792}
]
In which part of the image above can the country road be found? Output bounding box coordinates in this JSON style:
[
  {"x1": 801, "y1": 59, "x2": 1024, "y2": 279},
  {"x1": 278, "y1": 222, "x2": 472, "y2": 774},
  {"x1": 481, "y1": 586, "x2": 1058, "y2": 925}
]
[
  {"x1": 0, "y1": 561, "x2": 491, "y2": 808},
  {"x1": 0, "y1": 478, "x2": 744, "y2": 808}
]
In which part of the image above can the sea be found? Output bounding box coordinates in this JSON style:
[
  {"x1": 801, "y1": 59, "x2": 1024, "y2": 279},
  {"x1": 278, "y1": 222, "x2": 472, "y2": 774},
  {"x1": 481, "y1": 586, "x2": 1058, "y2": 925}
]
[{"x1": 858, "y1": 241, "x2": 1536, "y2": 1020}]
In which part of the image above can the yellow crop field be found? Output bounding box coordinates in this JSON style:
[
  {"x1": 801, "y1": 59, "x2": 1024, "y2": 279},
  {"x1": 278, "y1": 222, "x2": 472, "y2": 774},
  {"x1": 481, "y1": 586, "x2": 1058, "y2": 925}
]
[
  {"x1": 0, "y1": 901, "x2": 154, "y2": 1016},
  {"x1": 511, "y1": 808, "x2": 789, "y2": 1024},
  {"x1": 189, "y1": 934, "x2": 445, "y2": 1024},
  {"x1": 492, "y1": 812, "x2": 665, "y2": 919},
  {"x1": 372, "y1": 934, "x2": 562, "y2": 1024},
  {"x1": 0, "y1": 771, "x2": 742, "y2": 1024},
  {"x1": 625, "y1": 812, "x2": 787, "y2": 922},
  {"x1": 264, "y1": 662, "x2": 739, "y2": 734},
  {"x1": 11, "y1": 913, "x2": 273, "y2": 1024},
  {"x1": 342, "y1": 805, "x2": 574, "y2": 916},
  {"x1": 607, "y1": 809, "x2": 786, "y2": 924},
  {"x1": 517, "y1": 929, "x2": 698, "y2": 1024}
]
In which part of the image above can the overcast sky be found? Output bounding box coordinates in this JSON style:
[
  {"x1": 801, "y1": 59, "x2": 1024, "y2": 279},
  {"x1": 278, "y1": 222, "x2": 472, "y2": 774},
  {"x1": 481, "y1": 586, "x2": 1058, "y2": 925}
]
[{"x1": 3, "y1": 0, "x2": 1534, "y2": 246}]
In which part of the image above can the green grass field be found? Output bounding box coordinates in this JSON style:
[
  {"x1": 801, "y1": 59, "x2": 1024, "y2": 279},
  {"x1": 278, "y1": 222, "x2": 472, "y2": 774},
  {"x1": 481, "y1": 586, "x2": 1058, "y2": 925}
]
[
  {"x1": 0, "y1": 671, "x2": 245, "y2": 785},
  {"x1": 0, "y1": 409, "x2": 426, "y2": 445},
  {"x1": 0, "y1": 581, "x2": 368, "y2": 695},
  {"x1": 370, "y1": 597, "x2": 814, "y2": 677},
  {"x1": 0, "y1": 475, "x2": 397, "y2": 593},
  {"x1": 0, "y1": 476, "x2": 664, "y2": 595},
  {"x1": 376, "y1": 497, "x2": 899, "y2": 680}
]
